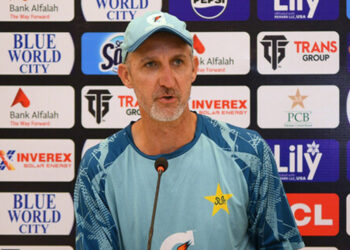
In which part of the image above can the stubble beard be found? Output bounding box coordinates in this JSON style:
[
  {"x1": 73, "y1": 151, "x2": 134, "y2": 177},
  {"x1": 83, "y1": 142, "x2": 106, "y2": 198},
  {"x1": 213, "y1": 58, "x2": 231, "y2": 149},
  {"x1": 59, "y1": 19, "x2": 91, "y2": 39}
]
[
  {"x1": 138, "y1": 87, "x2": 190, "y2": 122},
  {"x1": 149, "y1": 100, "x2": 187, "y2": 122}
]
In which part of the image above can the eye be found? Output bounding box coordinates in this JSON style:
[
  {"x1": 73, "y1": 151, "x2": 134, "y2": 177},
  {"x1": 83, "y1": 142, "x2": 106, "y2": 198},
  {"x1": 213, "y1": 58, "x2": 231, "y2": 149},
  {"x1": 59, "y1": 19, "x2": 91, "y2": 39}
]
[
  {"x1": 173, "y1": 58, "x2": 184, "y2": 66},
  {"x1": 145, "y1": 61, "x2": 157, "y2": 68}
]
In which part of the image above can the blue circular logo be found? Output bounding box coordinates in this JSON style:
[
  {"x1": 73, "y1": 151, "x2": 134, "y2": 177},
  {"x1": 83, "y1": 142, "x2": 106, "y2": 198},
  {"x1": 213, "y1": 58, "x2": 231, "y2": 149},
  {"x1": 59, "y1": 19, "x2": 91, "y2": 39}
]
[{"x1": 191, "y1": 0, "x2": 227, "y2": 19}]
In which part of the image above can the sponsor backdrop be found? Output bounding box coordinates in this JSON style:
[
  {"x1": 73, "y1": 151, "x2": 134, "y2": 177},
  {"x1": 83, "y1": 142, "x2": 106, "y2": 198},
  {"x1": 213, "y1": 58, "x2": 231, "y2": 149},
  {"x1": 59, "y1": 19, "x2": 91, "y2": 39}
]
[{"x1": 0, "y1": 0, "x2": 349, "y2": 249}]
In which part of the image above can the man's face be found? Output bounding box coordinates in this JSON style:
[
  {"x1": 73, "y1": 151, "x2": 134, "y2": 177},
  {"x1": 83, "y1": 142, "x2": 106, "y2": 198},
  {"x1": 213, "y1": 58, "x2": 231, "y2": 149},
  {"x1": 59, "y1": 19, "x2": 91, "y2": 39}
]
[{"x1": 120, "y1": 32, "x2": 198, "y2": 122}]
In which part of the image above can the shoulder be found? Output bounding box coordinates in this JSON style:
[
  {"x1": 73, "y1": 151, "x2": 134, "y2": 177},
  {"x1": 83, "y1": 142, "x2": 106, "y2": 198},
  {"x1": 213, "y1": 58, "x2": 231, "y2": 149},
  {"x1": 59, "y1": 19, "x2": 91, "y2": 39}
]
[
  {"x1": 199, "y1": 114, "x2": 266, "y2": 158},
  {"x1": 79, "y1": 128, "x2": 131, "y2": 181}
]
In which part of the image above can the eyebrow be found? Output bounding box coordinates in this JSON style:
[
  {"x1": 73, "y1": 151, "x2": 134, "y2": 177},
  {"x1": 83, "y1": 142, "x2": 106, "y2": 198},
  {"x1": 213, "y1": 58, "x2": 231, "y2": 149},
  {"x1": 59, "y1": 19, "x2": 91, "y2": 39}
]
[
  {"x1": 139, "y1": 56, "x2": 156, "y2": 64},
  {"x1": 139, "y1": 53, "x2": 188, "y2": 63}
]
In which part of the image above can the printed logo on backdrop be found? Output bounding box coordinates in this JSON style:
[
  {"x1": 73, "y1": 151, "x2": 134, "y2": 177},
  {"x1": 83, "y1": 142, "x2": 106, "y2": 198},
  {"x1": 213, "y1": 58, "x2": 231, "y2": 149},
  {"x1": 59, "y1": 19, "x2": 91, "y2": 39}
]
[
  {"x1": 0, "y1": 139, "x2": 74, "y2": 182},
  {"x1": 257, "y1": 85, "x2": 339, "y2": 129},
  {"x1": 0, "y1": 246, "x2": 73, "y2": 250},
  {"x1": 0, "y1": 150, "x2": 16, "y2": 171},
  {"x1": 258, "y1": 0, "x2": 339, "y2": 20},
  {"x1": 81, "y1": 0, "x2": 161, "y2": 21},
  {"x1": 286, "y1": 88, "x2": 311, "y2": 127},
  {"x1": 82, "y1": 33, "x2": 124, "y2": 75},
  {"x1": 169, "y1": 0, "x2": 249, "y2": 21},
  {"x1": 267, "y1": 139, "x2": 339, "y2": 182},
  {"x1": 193, "y1": 32, "x2": 250, "y2": 75},
  {"x1": 0, "y1": 86, "x2": 74, "y2": 128},
  {"x1": 0, "y1": 193, "x2": 74, "y2": 235},
  {"x1": 287, "y1": 193, "x2": 339, "y2": 236},
  {"x1": 257, "y1": 32, "x2": 339, "y2": 74},
  {"x1": 191, "y1": 0, "x2": 227, "y2": 19},
  {"x1": 12, "y1": 88, "x2": 30, "y2": 107},
  {"x1": 0, "y1": 33, "x2": 74, "y2": 75},
  {"x1": 260, "y1": 35, "x2": 289, "y2": 70},
  {"x1": 82, "y1": 86, "x2": 140, "y2": 128},
  {"x1": 85, "y1": 89, "x2": 113, "y2": 124},
  {"x1": 0, "y1": 0, "x2": 74, "y2": 22},
  {"x1": 190, "y1": 86, "x2": 250, "y2": 128}
]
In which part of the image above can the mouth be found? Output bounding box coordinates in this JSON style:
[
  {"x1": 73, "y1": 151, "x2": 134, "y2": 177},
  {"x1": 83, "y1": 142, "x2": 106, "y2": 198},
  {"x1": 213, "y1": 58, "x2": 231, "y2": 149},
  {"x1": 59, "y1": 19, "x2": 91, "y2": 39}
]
[{"x1": 157, "y1": 95, "x2": 177, "y2": 104}]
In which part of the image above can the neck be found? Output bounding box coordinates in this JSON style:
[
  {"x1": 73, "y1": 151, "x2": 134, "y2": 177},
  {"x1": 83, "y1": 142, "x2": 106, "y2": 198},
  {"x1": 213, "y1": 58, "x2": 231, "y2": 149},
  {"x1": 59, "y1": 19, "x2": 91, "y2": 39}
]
[{"x1": 131, "y1": 109, "x2": 197, "y2": 155}]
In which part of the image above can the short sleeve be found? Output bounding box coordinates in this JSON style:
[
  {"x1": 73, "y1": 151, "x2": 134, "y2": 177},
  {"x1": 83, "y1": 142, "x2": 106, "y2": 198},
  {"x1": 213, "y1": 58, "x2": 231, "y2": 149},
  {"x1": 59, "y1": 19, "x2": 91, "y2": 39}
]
[
  {"x1": 74, "y1": 153, "x2": 120, "y2": 250},
  {"x1": 247, "y1": 138, "x2": 305, "y2": 249}
]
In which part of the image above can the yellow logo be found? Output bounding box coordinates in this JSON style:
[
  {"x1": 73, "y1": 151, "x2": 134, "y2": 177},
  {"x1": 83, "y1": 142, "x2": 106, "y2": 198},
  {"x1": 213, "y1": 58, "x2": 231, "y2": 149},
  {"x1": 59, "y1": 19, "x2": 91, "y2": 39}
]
[
  {"x1": 204, "y1": 183, "x2": 233, "y2": 216},
  {"x1": 289, "y1": 88, "x2": 308, "y2": 109}
]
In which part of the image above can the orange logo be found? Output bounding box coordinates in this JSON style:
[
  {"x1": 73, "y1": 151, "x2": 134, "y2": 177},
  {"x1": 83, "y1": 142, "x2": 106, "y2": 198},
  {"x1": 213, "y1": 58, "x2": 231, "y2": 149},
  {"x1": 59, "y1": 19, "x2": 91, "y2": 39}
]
[
  {"x1": 0, "y1": 150, "x2": 15, "y2": 170},
  {"x1": 193, "y1": 34, "x2": 205, "y2": 54},
  {"x1": 177, "y1": 241, "x2": 191, "y2": 250},
  {"x1": 154, "y1": 15, "x2": 162, "y2": 22},
  {"x1": 160, "y1": 230, "x2": 194, "y2": 250},
  {"x1": 287, "y1": 193, "x2": 339, "y2": 236},
  {"x1": 289, "y1": 88, "x2": 307, "y2": 109},
  {"x1": 11, "y1": 88, "x2": 30, "y2": 108}
]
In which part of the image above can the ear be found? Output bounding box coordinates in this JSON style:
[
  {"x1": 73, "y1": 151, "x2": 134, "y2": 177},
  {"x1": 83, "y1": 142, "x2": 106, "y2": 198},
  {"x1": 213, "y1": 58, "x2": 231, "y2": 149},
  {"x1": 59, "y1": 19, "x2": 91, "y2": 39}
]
[
  {"x1": 191, "y1": 55, "x2": 199, "y2": 83},
  {"x1": 118, "y1": 63, "x2": 133, "y2": 89}
]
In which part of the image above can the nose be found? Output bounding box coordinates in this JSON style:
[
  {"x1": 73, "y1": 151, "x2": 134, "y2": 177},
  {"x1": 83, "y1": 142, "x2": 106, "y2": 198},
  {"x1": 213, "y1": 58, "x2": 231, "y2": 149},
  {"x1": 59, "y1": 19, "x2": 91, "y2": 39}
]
[{"x1": 158, "y1": 63, "x2": 176, "y2": 88}]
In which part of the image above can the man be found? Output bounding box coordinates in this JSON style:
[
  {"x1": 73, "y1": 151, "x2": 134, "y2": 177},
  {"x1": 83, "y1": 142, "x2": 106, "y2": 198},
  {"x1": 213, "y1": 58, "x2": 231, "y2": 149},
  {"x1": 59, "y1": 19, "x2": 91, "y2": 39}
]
[{"x1": 74, "y1": 11, "x2": 304, "y2": 250}]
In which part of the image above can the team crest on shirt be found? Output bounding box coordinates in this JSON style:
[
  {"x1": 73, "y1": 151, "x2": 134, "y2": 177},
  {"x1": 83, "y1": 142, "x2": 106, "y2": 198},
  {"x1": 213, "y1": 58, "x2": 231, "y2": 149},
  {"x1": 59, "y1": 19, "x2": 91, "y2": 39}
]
[{"x1": 204, "y1": 183, "x2": 233, "y2": 216}]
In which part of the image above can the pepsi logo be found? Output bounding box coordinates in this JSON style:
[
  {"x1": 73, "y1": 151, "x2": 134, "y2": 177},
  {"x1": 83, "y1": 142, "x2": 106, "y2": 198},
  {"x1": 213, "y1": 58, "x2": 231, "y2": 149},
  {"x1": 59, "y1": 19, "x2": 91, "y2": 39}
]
[{"x1": 191, "y1": 0, "x2": 227, "y2": 19}]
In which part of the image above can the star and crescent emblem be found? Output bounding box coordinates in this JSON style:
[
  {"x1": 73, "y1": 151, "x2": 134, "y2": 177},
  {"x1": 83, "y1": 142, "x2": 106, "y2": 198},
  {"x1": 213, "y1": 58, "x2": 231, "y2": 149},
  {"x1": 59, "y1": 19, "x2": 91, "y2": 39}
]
[
  {"x1": 289, "y1": 88, "x2": 308, "y2": 109},
  {"x1": 204, "y1": 183, "x2": 233, "y2": 216}
]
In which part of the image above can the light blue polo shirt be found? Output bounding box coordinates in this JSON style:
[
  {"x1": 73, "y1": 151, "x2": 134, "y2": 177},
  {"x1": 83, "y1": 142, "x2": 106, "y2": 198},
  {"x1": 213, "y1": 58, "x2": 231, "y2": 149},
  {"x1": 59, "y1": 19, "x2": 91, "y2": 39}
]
[{"x1": 74, "y1": 114, "x2": 304, "y2": 250}]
